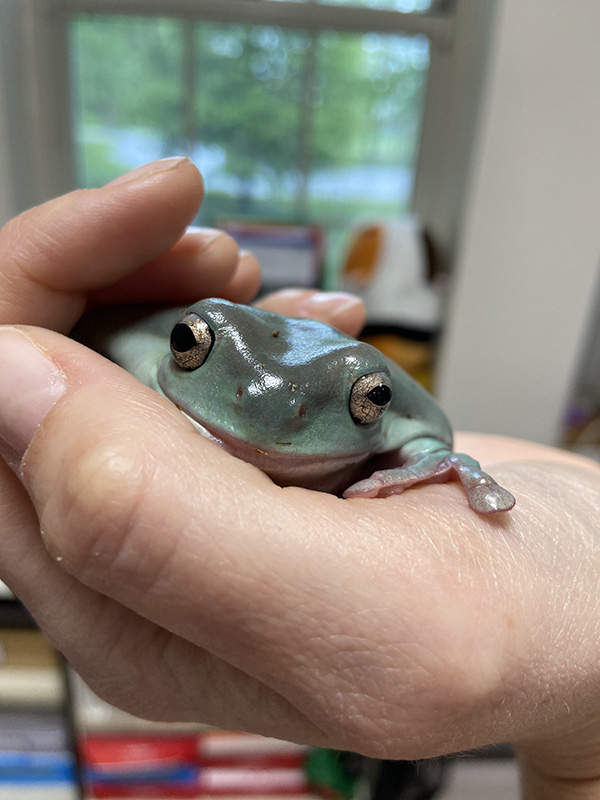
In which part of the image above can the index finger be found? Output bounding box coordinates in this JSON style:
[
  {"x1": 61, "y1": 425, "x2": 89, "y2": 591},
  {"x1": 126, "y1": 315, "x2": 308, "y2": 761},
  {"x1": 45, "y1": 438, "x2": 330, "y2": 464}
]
[{"x1": 0, "y1": 157, "x2": 203, "y2": 331}]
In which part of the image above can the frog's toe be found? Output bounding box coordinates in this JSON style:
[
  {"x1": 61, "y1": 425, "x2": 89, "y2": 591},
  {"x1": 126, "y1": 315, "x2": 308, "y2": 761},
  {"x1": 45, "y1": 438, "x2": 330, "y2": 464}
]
[
  {"x1": 468, "y1": 484, "x2": 516, "y2": 514},
  {"x1": 343, "y1": 477, "x2": 386, "y2": 499}
]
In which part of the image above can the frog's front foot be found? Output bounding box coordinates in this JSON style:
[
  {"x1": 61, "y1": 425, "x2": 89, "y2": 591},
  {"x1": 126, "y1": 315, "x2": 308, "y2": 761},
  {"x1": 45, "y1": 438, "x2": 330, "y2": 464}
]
[
  {"x1": 446, "y1": 452, "x2": 515, "y2": 514},
  {"x1": 467, "y1": 483, "x2": 516, "y2": 514},
  {"x1": 343, "y1": 449, "x2": 515, "y2": 515}
]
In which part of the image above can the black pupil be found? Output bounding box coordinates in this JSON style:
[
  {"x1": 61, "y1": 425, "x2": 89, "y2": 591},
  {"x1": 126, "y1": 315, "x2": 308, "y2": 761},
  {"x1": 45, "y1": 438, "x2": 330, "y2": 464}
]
[
  {"x1": 171, "y1": 323, "x2": 197, "y2": 353},
  {"x1": 367, "y1": 384, "x2": 392, "y2": 406}
]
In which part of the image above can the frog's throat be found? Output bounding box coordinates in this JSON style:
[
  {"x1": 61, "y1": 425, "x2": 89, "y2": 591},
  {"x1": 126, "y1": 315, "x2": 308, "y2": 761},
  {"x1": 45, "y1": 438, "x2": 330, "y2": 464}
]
[{"x1": 179, "y1": 410, "x2": 368, "y2": 494}]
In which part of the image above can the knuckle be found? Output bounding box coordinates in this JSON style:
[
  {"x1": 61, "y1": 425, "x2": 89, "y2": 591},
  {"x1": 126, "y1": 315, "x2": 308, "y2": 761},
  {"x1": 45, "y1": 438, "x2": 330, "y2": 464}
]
[
  {"x1": 0, "y1": 190, "x2": 89, "y2": 282},
  {"x1": 40, "y1": 434, "x2": 159, "y2": 582}
]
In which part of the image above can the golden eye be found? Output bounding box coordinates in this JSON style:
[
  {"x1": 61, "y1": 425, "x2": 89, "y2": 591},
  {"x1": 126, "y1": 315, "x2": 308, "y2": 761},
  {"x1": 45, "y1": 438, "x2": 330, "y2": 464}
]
[
  {"x1": 349, "y1": 371, "x2": 392, "y2": 424},
  {"x1": 170, "y1": 312, "x2": 213, "y2": 370}
]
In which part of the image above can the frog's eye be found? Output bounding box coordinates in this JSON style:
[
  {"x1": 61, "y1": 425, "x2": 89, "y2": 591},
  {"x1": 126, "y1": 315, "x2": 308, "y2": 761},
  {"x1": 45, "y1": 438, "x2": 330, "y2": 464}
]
[
  {"x1": 170, "y1": 312, "x2": 214, "y2": 370},
  {"x1": 350, "y1": 371, "x2": 392, "y2": 424}
]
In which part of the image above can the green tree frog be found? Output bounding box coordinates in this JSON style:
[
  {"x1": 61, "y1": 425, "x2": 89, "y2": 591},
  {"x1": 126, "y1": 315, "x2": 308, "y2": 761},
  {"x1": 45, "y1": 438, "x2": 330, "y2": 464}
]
[{"x1": 79, "y1": 298, "x2": 515, "y2": 515}]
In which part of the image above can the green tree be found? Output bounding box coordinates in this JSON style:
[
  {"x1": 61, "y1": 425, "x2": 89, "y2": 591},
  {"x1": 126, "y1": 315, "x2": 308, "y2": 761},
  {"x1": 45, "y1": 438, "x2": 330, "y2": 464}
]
[
  {"x1": 74, "y1": 14, "x2": 428, "y2": 211},
  {"x1": 74, "y1": 15, "x2": 182, "y2": 146},
  {"x1": 194, "y1": 24, "x2": 306, "y2": 199}
]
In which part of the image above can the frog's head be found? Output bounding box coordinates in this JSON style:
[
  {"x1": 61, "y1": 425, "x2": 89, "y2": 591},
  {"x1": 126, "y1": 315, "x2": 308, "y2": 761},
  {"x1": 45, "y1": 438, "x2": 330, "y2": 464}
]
[{"x1": 157, "y1": 298, "x2": 394, "y2": 492}]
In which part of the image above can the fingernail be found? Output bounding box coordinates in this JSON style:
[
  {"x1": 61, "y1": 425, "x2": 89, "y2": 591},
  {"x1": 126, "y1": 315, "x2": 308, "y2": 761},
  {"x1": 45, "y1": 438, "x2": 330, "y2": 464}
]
[
  {"x1": 185, "y1": 227, "x2": 231, "y2": 246},
  {"x1": 299, "y1": 291, "x2": 362, "y2": 316},
  {"x1": 108, "y1": 157, "x2": 190, "y2": 187},
  {"x1": 0, "y1": 329, "x2": 67, "y2": 459},
  {"x1": 185, "y1": 225, "x2": 220, "y2": 236}
]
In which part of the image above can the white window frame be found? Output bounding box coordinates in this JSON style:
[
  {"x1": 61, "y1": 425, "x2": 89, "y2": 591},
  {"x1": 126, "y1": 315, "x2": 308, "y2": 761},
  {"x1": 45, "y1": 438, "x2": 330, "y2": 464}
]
[{"x1": 0, "y1": 0, "x2": 494, "y2": 270}]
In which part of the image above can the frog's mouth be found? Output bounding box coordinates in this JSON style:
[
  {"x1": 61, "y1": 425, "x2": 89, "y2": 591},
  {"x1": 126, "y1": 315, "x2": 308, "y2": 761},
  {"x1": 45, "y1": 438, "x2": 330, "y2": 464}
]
[
  {"x1": 181, "y1": 411, "x2": 223, "y2": 446},
  {"x1": 180, "y1": 410, "x2": 369, "y2": 494}
]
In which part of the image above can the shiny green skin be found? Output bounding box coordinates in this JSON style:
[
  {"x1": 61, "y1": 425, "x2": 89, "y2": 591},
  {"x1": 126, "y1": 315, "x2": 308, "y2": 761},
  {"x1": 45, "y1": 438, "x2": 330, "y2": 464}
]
[{"x1": 78, "y1": 298, "x2": 515, "y2": 513}]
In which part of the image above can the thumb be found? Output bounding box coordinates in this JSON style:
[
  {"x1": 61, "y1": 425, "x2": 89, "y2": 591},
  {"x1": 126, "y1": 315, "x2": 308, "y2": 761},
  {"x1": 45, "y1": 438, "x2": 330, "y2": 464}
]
[{"x1": 0, "y1": 324, "x2": 328, "y2": 677}]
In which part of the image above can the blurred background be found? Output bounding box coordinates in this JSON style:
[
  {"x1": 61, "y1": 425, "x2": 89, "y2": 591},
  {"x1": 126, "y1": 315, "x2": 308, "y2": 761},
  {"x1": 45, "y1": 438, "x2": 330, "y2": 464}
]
[{"x1": 0, "y1": 0, "x2": 599, "y2": 797}]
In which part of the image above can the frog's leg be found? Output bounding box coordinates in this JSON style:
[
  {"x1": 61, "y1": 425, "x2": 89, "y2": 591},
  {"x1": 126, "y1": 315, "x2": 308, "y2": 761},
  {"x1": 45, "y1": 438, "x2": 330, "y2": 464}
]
[
  {"x1": 343, "y1": 438, "x2": 515, "y2": 515},
  {"x1": 442, "y1": 452, "x2": 516, "y2": 514}
]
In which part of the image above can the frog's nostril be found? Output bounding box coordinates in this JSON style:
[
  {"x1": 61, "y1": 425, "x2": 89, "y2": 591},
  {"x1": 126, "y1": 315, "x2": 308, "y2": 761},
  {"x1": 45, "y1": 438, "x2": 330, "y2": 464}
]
[
  {"x1": 236, "y1": 386, "x2": 244, "y2": 401},
  {"x1": 298, "y1": 404, "x2": 307, "y2": 418}
]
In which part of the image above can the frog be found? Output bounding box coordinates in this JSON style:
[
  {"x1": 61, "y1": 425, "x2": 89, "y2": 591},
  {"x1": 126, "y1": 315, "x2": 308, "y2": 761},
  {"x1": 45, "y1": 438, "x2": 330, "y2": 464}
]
[{"x1": 76, "y1": 298, "x2": 515, "y2": 515}]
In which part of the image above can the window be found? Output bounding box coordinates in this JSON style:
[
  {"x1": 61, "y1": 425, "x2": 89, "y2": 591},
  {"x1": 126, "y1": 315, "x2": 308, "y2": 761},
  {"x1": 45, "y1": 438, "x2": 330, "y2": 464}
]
[
  {"x1": 71, "y1": 13, "x2": 430, "y2": 271},
  {"x1": 1, "y1": 0, "x2": 488, "y2": 278}
]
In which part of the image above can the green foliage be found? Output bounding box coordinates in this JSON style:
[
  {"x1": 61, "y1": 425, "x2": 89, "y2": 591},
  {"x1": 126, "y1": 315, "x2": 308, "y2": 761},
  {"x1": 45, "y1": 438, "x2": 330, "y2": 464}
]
[
  {"x1": 73, "y1": 14, "x2": 427, "y2": 180},
  {"x1": 73, "y1": 9, "x2": 426, "y2": 268},
  {"x1": 304, "y1": 748, "x2": 358, "y2": 799},
  {"x1": 76, "y1": 139, "x2": 129, "y2": 188},
  {"x1": 73, "y1": 15, "x2": 183, "y2": 145},
  {"x1": 195, "y1": 25, "x2": 306, "y2": 181}
]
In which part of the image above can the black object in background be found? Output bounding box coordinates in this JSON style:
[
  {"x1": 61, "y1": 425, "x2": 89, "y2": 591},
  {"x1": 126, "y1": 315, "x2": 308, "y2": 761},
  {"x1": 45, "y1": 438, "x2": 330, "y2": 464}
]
[{"x1": 370, "y1": 758, "x2": 446, "y2": 799}]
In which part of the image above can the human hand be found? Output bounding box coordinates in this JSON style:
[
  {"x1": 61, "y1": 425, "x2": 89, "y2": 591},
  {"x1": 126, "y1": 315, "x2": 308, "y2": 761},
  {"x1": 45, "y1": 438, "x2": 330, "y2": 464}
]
[{"x1": 1, "y1": 159, "x2": 599, "y2": 800}]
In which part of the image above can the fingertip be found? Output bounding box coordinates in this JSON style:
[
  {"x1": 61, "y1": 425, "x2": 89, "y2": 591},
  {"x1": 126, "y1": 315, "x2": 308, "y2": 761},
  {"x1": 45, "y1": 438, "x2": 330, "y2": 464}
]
[
  {"x1": 182, "y1": 228, "x2": 241, "y2": 289},
  {"x1": 106, "y1": 158, "x2": 205, "y2": 211},
  {"x1": 255, "y1": 289, "x2": 314, "y2": 315},
  {"x1": 322, "y1": 293, "x2": 366, "y2": 336},
  {"x1": 103, "y1": 157, "x2": 205, "y2": 229},
  {"x1": 221, "y1": 250, "x2": 263, "y2": 303},
  {"x1": 256, "y1": 290, "x2": 366, "y2": 335}
]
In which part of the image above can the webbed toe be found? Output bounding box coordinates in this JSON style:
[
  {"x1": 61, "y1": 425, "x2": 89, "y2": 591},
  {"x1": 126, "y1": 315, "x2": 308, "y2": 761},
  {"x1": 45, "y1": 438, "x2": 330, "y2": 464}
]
[{"x1": 468, "y1": 484, "x2": 516, "y2": 514}]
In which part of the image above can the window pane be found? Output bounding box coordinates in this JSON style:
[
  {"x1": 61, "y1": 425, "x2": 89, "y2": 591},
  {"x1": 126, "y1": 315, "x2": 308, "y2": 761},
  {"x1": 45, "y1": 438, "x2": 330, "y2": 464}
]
[
  {"x1": 309, "y1": 31, "x2": 429, "y2": 263},
  {"x1": 70, "y1": 14, "x2": 429, "y2": 280},
  {"x1": 70, "y1": 15, "x2": 184, "y2": 186},
  {"x1": 194, "y1": 24, "x2": 310, "y2": 219}
]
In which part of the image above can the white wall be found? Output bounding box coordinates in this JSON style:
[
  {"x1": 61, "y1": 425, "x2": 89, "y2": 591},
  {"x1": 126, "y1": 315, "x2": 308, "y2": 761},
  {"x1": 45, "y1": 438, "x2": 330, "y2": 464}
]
[
  {"x1": 437, "y1": 0, "x2": 600, "y2": 445},
  {"x1": 0, "y1": 100, "x2": 13, "y2": 227},
  {"x1": 0, "y1": 22, "x2": 17, "y2": 227},
  {"x1": 578, "y1": 279, "x2": 600, "y2": 396},
  {"x1": 0, "y1": 0, "x2": 74, "y2": 225}
]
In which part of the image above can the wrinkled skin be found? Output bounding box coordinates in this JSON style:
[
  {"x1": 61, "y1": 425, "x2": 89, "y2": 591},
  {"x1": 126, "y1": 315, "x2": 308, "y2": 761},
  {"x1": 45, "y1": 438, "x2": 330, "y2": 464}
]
[{"x1": 0, "y1": 159, "x2": 599, "y2": 800}]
